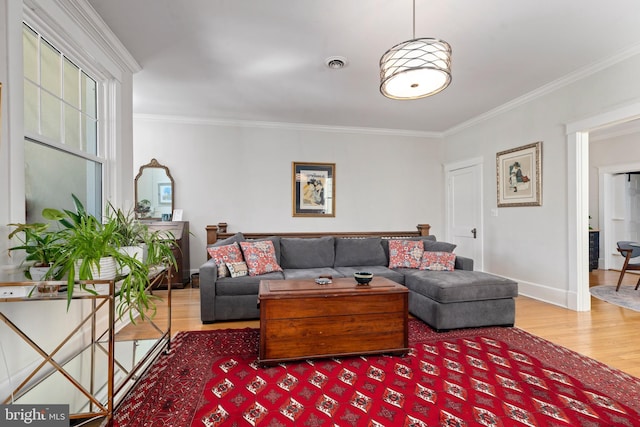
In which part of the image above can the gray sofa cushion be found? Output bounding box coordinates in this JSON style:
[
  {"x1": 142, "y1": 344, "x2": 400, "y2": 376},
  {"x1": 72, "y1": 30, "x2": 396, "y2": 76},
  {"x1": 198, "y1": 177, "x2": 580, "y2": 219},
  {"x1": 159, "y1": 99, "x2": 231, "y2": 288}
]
[
  {"x1": 282, "y1": 267, "x2": 344, "y2": 280},
  {"x1": 280, "y1": 237, "x2": 335, "y2": 269},
  {"x1": 334, "y1": 237, "x2": 387, "y2": 267},
  {"x1": 403, "y1": 269, "x2": 518, "y2": 303},
  {"x1": 333, "y1": 266, "x2": 405, "y2": 285},
  {"x1": 216, "y1": 271, "x2": 285, "y2": 296}
]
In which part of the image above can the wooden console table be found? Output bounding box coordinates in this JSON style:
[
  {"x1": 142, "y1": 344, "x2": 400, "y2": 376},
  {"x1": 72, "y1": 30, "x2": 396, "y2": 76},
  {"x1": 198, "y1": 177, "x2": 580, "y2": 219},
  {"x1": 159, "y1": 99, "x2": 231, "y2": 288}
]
[
  {"x1": 0, "y1": 268, "x2": 171, "y2": 424},
  {"x1": 258, "y1": 276, "x2": 408, "y2": 365}
]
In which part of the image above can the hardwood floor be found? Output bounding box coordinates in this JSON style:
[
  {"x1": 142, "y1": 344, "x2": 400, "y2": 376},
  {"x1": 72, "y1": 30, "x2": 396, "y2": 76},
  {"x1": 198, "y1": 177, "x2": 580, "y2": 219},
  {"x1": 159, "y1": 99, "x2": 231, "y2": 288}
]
[
  {"x1": 516, "y1": 270, "x2": 640, "y2": 378},
  {"x1": 121, "y1": 269, "x2": 640, "y2": 378}
]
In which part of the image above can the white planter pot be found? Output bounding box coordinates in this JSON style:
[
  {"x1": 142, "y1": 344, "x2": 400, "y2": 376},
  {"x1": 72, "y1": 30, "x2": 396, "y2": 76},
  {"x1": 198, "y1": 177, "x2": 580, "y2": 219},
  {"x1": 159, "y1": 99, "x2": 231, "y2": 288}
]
[
  {"x1": 118, "y1": 245, "x2": 146, "y2": 275},
  {"x1": 75, "y1": 257, "x2": 118, "y2": 281}
]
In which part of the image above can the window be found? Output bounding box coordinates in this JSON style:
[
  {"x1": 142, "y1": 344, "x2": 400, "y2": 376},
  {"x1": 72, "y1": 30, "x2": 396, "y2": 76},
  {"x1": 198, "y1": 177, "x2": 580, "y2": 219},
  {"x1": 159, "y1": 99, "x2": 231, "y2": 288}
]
[{"x1": 22, "y1": 23, "x2": 102, "y2": 221}]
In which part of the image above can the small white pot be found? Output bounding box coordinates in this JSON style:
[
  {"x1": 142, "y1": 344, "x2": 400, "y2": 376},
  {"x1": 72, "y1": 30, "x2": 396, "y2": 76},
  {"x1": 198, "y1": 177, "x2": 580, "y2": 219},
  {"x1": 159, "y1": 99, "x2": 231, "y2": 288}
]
[
  {"x1": 75, "y1": 257, "x2": 118, "y2": 280},
  {"x1": 29, "y1": 266, "x2": 51, "y2": 281}
]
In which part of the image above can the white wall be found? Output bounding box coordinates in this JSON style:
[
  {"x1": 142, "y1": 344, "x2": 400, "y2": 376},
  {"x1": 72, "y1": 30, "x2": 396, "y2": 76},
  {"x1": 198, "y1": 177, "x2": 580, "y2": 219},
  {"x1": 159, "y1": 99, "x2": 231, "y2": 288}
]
[
  {"x1": 133, "y1": 118, "x2": 444, "y2": 271},
  {"x1": 443, "y1": 53, "x2": 640, "y2": 307}
]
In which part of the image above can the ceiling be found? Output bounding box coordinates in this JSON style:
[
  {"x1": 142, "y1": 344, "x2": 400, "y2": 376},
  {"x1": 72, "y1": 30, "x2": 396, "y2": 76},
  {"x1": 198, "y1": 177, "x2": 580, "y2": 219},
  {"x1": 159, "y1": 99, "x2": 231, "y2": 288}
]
[{"x1": 87, "y1": 0, "x2": 640, "y2": 134}]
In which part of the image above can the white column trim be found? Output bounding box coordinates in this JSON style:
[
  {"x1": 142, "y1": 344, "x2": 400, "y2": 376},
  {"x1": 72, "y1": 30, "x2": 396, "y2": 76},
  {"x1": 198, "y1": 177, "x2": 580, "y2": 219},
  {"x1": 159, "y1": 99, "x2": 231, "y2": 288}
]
[{"x1": 567, "y1": 131, "x2": 590, "y2": 311}]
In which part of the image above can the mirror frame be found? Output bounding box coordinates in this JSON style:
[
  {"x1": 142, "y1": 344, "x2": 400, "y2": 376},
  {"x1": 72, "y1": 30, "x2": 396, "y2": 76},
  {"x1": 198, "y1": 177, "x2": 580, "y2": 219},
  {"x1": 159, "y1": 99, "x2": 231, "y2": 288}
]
[{"x1": 134, "y1": 158, "x2": 175, "y2": 220}]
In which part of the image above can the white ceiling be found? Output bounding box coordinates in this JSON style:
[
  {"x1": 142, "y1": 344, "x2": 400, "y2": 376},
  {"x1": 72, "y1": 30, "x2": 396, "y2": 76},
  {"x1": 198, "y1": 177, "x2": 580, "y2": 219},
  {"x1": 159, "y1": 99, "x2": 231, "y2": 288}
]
[{"x1": 87, "y1": 0, "x2": 640, "y2": 134}]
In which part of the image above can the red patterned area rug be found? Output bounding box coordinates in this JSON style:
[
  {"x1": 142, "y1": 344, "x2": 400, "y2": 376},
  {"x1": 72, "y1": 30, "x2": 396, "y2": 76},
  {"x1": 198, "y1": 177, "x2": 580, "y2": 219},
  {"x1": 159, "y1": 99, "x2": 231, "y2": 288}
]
[{"x1": 113, "y1": 320, "x2": 640, "y2": 426}]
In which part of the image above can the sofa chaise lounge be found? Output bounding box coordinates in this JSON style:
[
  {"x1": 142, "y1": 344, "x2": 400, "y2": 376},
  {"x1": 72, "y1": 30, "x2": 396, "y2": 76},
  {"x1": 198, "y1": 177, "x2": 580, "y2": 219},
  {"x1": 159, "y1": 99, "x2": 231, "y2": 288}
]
[{"x1": 199, "y1": 223, "x2": 518, "y2": 331}]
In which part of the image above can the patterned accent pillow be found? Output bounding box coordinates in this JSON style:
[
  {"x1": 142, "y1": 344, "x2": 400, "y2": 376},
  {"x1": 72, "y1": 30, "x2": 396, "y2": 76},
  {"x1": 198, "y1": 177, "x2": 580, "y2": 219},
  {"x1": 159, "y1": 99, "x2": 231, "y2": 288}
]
[
  {"x1": 239, "y1": 240, "x2": 283, "y2": 276},
  {"x1": 206, "y1": 242, "x2": 244, "y2": 278},
  {"x1": 420, "y1": 251, "x2": 456, "y2": 271},
  {"x1": 388, "y1": 240, "x2": 424, "y2": 269},
  {"x1": 226, "y1": 262, "x2": 249, "y2": 278}
]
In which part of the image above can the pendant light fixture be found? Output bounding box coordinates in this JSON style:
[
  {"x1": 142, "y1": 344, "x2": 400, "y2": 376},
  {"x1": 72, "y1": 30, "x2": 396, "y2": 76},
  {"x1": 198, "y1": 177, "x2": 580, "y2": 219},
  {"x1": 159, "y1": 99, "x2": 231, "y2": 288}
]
[{"x1": 379, "y1": 0, "x2": 452, "y2": 100}]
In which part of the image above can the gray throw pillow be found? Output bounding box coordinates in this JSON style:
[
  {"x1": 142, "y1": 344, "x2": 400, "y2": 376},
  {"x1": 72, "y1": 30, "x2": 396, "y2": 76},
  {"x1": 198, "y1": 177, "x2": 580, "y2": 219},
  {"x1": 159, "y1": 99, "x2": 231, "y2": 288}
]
[
  {"x1": 280, "y1": 236, "x2": 335, "y2": 269},
  {"x1": 334, "y1": 237, "x2": 387, "y2": 267},
  {"x1": 423, "y1": 240, "x2": 457, "y2": 253},
  {"x1": 209, "y1": 232, "x2": 245, "y2": 248}
]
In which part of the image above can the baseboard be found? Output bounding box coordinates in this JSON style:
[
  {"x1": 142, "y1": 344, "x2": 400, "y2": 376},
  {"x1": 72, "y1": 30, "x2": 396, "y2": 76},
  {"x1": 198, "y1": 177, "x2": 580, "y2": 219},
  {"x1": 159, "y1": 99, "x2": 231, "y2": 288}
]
[{"x1": 513, "y1": 279, "x2": 570, "y2": 309}]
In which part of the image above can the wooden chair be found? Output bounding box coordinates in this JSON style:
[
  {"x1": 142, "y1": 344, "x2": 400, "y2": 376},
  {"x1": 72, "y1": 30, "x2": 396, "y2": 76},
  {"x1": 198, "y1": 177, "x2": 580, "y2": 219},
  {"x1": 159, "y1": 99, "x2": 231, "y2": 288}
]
[{"x1": 616, "y1": 241, "x2": 640, "y2": 291}]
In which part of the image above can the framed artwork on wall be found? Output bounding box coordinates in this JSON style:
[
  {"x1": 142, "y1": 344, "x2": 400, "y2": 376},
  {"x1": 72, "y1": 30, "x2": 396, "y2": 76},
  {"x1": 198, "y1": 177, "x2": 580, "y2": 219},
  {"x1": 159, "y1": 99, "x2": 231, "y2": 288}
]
[
  {"x1": 496, "y1": 141, "x2": 542, "y2": 207},
  {"x1": 292, "y1": 162, "x2": 335, "y2": 217},
  {"x1": 158, "y1": 183, "x2": 172, "y2": 204}
]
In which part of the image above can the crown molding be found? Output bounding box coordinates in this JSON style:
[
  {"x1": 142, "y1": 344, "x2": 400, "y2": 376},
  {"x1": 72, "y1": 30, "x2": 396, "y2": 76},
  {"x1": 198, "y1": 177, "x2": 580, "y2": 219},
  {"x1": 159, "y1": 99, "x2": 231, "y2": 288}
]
[
  {"x1": 136, "y1": 37, "x2": 640, "y2": 140},
  {"x1": 133, "y1": 114, "x2": 444, "y2": 139},
  {"x1": 63, "y1": 0, "x2": 141, "y2": 73},
  {"x1": 444, "y1": 42, "x2": 640, "y2": 137},
  {"x1": 25, "y1": 0, "x2": 141, "y2": 76}
]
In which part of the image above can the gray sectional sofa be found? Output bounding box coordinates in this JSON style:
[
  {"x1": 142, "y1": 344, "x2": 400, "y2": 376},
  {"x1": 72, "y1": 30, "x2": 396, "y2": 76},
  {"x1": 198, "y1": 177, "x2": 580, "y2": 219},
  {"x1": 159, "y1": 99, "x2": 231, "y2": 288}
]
[{"x1": 199, "y1": 225, "x2": 518, "y2": 331}]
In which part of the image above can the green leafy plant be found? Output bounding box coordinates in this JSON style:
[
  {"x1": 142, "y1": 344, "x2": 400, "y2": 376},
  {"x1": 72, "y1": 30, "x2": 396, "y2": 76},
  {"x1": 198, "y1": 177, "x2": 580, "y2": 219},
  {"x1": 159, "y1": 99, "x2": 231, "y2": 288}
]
[
  {"x1": 143, "y1": 228, "x2": 179, "y2": 269},
  {"x1": 7, "y1": 222, "x2": 63, "y2": 279},
  {"x1": 109, "y1": 203, "x2": 148, "y2": 247},
  {"x1": 44, "y1": 195, "x2": 174, "y2": 321},
  {"x1": 107, "y1": 203, "x2": 178, "y2": 269}
]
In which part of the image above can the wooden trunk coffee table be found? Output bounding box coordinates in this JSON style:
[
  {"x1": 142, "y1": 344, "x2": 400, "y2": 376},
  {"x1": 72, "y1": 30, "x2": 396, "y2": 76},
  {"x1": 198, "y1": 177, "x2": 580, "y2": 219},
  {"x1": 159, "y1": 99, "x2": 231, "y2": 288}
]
[{"x1": 258, "y1": 276, "x2": 409, "y2": 365}]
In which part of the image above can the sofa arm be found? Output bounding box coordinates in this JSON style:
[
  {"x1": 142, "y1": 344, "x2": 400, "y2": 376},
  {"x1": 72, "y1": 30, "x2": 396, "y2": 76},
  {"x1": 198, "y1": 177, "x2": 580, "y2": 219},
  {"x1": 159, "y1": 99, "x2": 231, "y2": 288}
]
[
  {"x1": 199, "y1": 258, "x2": 219, "y2": 323},
  {"x1": 455, "y1": 255, "x2": 474, "y2": 271}
]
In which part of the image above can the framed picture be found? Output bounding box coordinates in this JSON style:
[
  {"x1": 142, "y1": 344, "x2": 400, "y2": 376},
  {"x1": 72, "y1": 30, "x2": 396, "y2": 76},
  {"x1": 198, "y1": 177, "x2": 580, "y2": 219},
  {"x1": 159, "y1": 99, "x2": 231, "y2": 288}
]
[
  {"x1": 292, "y1": 162, "x2": 335, "y2": 217},
  {"x1": 158, "y1": 183, "x2": 172, "y2": 204},
  {"x1": 496, "y1": 141, "x2": 542, "y2": 207}
]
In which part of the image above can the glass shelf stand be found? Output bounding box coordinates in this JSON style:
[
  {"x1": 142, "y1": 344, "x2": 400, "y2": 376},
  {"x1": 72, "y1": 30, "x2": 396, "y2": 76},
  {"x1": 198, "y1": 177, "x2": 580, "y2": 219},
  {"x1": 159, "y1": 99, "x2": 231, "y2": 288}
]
[{"x1": 0, "y1": 269, "x2": 170, "y2": 424}]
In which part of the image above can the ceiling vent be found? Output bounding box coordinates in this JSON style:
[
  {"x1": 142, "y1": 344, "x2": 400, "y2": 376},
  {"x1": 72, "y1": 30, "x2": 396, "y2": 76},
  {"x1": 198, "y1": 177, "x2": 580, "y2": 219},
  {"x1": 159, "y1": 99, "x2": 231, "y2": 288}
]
[{"x1": 325, "y1": 56, "x2": 347, "y2": 69}]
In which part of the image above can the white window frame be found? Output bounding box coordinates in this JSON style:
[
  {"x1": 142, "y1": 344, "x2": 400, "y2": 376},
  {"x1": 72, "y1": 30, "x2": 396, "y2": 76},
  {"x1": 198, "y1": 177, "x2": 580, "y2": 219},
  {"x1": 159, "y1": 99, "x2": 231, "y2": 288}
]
[{"x1": 23, "y1": 6, "x2": 113, "y2": 215}]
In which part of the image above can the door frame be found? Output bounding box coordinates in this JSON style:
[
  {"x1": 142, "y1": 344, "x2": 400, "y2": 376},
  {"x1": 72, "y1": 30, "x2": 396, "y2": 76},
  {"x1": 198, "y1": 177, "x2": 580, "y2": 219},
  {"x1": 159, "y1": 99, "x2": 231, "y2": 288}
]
[
  {"x1": 444, "y1": 156, "x2": 484, "y2": 271},
  {"x1": 567, "y1": 101, "x2": 640, "y2": 311}
]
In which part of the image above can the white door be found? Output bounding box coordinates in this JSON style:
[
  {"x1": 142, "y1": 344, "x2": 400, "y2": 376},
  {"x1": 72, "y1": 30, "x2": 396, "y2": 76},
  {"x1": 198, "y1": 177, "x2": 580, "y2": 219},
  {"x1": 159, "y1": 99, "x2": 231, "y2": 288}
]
[{"x1": 446, "y1": 161, "x2": 483, "y2": 270}]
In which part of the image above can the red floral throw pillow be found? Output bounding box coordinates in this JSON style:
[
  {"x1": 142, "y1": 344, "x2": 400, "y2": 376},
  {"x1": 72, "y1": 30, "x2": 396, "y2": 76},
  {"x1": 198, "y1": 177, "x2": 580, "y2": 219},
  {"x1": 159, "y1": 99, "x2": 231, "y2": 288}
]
[
  {"x1": 239, "y1": 241, "x2": 283, "y2": 276},
  {"x1": 206, "y1": 242, "x2": 244, "y2": 278},
  {"x1": 388, "y1": 239, "x2": 424, "y2": 269},
  {"x1": 420, "y1": 251, "x2": 456, "y2": 271}
]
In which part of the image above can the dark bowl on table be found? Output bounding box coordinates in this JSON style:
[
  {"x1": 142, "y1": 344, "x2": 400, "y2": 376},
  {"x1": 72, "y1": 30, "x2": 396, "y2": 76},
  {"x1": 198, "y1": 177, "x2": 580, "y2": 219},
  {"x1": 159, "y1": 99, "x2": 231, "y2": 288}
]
[{"x1": 354, "y1": 272, "x2": 373, "y2": 285}]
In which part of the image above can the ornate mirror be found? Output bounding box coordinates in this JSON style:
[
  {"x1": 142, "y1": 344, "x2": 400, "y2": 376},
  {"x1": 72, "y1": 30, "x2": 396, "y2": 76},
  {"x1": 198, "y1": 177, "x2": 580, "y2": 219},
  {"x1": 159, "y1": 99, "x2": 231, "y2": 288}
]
[{"x1": 134, "y1": 158, "x2": 174, "y2": 219}]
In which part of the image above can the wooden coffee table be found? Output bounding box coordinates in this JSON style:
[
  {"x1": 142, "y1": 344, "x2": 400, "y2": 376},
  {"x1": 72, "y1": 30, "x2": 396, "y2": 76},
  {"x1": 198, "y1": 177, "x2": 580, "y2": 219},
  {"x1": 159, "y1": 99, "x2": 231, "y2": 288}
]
[{"x1": 258, "y1": 276, "x2": 409, "y2": 365}]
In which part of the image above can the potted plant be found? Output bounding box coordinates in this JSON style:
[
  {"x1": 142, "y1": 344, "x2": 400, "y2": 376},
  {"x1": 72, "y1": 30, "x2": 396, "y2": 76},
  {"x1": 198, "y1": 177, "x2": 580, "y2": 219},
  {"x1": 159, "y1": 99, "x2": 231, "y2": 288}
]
[
  {"x1": 44, "y1": 195, "x2": 175, "y2": 321},
  {"x1": 109, "y1": 203, "x2": 148, "y2": 269},
  {"x1": 108, "y1": 203, "x2": 178, "y2": 275},
  {"x1": 7, "y1": 222, "x2": 63, "y2": 280},
  {"x1": 135, "y1": 199, "x2": 151, "y2": 218}
]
